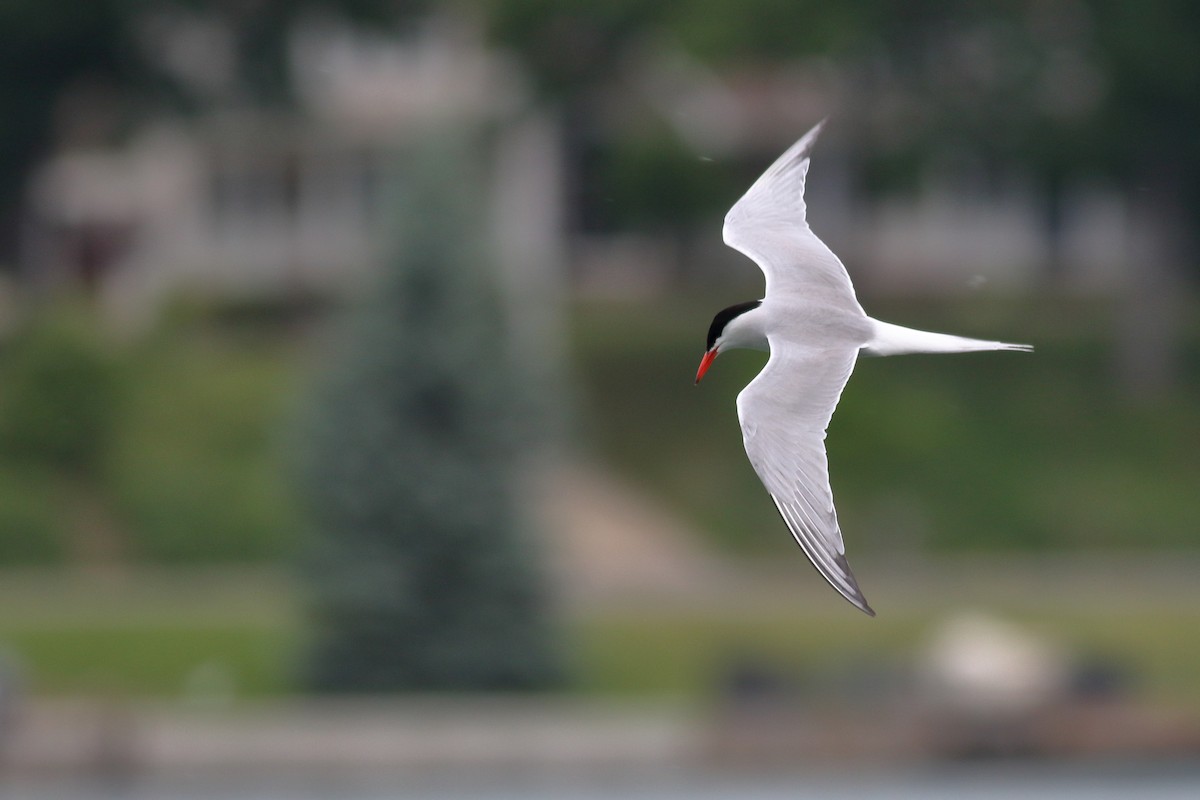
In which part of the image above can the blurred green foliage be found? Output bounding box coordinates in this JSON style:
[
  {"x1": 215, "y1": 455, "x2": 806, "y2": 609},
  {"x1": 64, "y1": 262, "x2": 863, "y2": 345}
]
[
  {"x1": 0, "y1": 290, "x2": 1195, "y2": 704},
  {"x1": 0, "y1": 309, "x2": 119, "y2": 476},
  {"x1": 570, "y1": 292, "x2": 1200, "y2": 554},
  {"x1": 591, "y1": 129, "x2": 741, "y2": 231},
  {"x1": 0, "y1": 308, "x2": 120, "y2": 563},
  {"x1": 0, "y1": 301, "x2": 298, "y2": 566},
  {"x1": 0, "y1": 464, "x2": 65, "y2": 564},
  {"x1": 486, "y1": 0, "x2": 1200, "y2": 252},
  {"x1": 0, "y1": 290, "x2": 1193, "y2": 570},
  {"x1": 110, "y1": 317, "x2": 299, "y2": 562}
]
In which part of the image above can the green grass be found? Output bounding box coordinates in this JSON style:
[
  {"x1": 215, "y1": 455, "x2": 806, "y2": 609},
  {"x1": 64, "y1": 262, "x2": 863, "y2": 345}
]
[
  {"x1": 572, "y1": 609, "x2": 906, "y2": 700},
  {"x1": 5, "y1": 603, "x2": 1199, "y2": 711},
  {"x1": 3, "y1": 625, "x2": 296, "y2": 697},
  {"x1": 573, "y1": 607, "x2": 1200, "y2": 713},
  {"x1": 0, "y1": 568, "x2": 300, "y2": 698},
  {"x1": 2, "y1": 567, "x2": 1200, "y2": 713}
]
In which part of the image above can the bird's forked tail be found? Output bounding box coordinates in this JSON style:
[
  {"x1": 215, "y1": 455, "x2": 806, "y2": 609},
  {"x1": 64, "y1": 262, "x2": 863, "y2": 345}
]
[{"x1": 862, "y1": 319, "x2": 1033, "y2": 357}]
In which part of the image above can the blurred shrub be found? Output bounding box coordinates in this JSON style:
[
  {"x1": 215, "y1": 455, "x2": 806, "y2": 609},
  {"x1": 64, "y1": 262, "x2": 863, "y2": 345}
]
[
  {"x1": 116, "y1": 460, "x2": 293, "y2": 563},
  {"x1": 0, "y1": 464, "x2": 67, "y2": 563},
  {"x1": 591, "y1": 130, "x2": 738, "y2": 232},
  {"x1": 0, "y1": 300, "x2": 301, "y2": 566},
  {"x1": 0, "y1": 307, "x2": 118, "y2": 565},
  {"x1": 0, "y1": 309, "x2": 119, "y2": 477},
  {"x1": 109, "y1": 322, "x2": 298, "y2": 563}
]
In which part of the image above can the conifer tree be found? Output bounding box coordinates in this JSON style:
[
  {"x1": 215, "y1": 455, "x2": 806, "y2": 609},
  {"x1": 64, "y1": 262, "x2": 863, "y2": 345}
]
[{"x1": 295, "y1": 128, "x2": 562, "y2": 692}]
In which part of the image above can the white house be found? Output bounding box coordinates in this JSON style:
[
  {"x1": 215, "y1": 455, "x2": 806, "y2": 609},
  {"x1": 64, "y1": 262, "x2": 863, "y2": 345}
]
[{"x1": 24, "y1": 12, "x2": 566, "y2": 350}]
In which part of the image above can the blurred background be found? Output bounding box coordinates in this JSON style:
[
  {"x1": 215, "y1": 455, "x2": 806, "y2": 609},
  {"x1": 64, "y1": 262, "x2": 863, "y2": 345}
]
[{"x1": 0, "y1": 1, "x2": 1197, "y2": 797}]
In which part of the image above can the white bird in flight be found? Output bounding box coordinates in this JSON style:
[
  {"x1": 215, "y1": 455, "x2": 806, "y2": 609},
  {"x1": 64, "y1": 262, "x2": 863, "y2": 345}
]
[{"x1": 695, "y1": 121, "x2": 1032, "y2": 616}]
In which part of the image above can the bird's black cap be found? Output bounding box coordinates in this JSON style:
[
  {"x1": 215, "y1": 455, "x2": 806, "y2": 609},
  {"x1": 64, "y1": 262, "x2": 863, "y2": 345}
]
[{"x1": 705, "y1": 300, "x2": 761, "y2": 351}]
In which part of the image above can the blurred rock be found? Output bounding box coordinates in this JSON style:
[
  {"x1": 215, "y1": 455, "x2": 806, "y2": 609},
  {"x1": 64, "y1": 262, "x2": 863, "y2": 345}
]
[{"x1": 919, "y1": 611, "x2": 1071, "y2": 719}]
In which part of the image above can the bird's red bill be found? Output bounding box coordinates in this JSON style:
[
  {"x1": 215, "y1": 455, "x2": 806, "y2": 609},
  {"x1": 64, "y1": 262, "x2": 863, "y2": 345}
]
[{"x1": 695, "y1": 349, "x2": 717, "y2": 384}]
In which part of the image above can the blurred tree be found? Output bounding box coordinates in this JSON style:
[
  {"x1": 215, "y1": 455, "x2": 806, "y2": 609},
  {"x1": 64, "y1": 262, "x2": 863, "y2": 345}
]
[
  {"x1": 483, "y1": 0, "x2": 1200, "y2": 252},
  {"x1": 294, "y1": 129, "x2": 562, "y2": 692},
  {"x1": 484, "y1": 0, "x2": 1199, "y2": 397},
  {"x1": 0, "y1": 0, "x2": 131, "y2": 265}
]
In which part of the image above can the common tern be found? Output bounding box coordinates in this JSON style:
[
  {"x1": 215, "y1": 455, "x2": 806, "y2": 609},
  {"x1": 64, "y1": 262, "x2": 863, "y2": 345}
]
[{"x1": 696, "y1": 121, "x2": 1032, "y2": 616}]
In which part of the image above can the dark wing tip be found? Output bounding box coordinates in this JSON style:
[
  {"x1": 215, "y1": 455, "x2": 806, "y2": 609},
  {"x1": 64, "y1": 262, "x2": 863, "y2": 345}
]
[
  {"x1": 769, "y1": 497, "x2": 876, "y2": 616},
  {"x1": 833, "y1": 552, "x2": 876, "y2": 617}
]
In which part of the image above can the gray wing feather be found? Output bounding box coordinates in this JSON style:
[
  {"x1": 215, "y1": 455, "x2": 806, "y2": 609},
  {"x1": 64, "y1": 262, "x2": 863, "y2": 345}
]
[{"x1": 736, "y1": 343, "x2": 873, "y2": 616}]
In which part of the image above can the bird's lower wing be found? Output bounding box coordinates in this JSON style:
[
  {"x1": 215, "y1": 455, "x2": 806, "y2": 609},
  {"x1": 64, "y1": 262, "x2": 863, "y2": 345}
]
[{"x1": 736, "y1": 344, "x2": 873, "y2": 616}]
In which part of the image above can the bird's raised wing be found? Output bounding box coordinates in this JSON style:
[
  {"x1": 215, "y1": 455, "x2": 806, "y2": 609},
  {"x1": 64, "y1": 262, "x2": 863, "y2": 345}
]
[
  {"x1": 735, "y1": 341, "x2": 873, "y2": 615},
  {"x1": 722, "y1": 121, "x2": 861, "y2": 305}
]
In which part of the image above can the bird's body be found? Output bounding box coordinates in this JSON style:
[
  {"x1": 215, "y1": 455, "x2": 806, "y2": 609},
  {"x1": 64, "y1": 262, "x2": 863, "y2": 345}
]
[{"x1": 697, "y1": 121, "x2": 1031, "y2": 616}]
